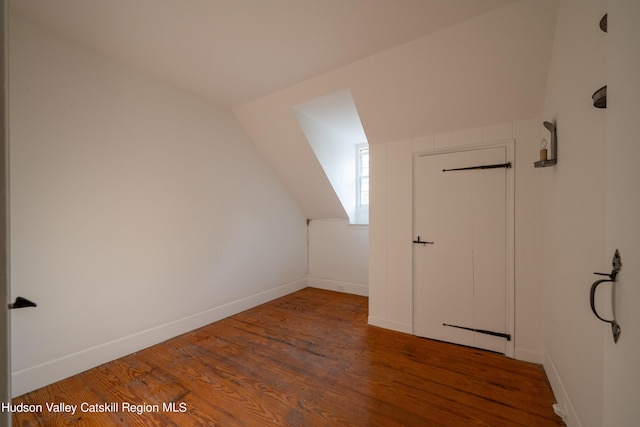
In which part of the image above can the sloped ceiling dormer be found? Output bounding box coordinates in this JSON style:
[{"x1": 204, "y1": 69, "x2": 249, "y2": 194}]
[
  {"x1": 12, "y1": 0, "x2": 558, "y2": 221},
  {"x1": 234, "y1": 0, "x2": 558, "y2": 220},
  {"x1": 292, "y1": 90, "x2": 368, "y2": 223}
]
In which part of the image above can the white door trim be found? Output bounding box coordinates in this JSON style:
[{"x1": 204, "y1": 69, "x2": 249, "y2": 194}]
[
  {"x1": 412, "y1": 139, "x2": 515, "y2": 358},
  {"x1": 1, "y1": 0, "x2": 11, "y2": 423}
]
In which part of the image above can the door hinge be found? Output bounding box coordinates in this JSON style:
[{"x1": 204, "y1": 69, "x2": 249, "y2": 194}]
[
  {"x1": 442, "y1": 162, "x2": 511, "y2": 172},
  {"x1": 443, "y1": 323, "x2": 511, "y2": 341}
]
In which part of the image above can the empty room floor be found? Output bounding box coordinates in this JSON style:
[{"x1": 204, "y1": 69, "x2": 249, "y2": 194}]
[{"x1": 11, "y1": 288, "x2": 563, "y2": 426}]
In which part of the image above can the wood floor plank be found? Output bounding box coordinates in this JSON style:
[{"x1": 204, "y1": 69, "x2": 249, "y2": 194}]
[
  {"x1": 11, "y1": 288, "x2": 564, "y2": 426},
  {"x1": 177, "y1": 321, "x2": 407, "y2": 426},
  {"x1": 195, "y1": 323, "x2": 420, "y2": 426}
]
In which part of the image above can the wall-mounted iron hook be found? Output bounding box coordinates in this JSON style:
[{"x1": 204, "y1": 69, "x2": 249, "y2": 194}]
[{"x1": 590, "y1": 249, "x2": 621, "y2": 343}]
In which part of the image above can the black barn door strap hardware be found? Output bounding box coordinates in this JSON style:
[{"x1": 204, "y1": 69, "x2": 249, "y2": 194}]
[
  {"x1": 8, "y1": 296, "x2": 37, "y2": 309},
  {"x1": 412, "y1": 236, "x2": 434, "y2": 245},
  {"x1": 442, "y1": 162, "x2": 511, "y2": 172},
  {"x1": 442, "y1": 323, "x2": 511, "y2": 341},
  {"x1": 590, "y1": 249, "x2": 622, "y2": 343}
]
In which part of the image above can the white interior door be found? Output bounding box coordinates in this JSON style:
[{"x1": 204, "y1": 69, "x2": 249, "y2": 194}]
[{"x1": 414, "y1": 146, "x2": 510, "y2": 354}]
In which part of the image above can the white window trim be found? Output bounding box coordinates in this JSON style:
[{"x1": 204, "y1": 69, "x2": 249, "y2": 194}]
[{"x1": 355, "y1": 143, "x2": 369, "y2": 224}]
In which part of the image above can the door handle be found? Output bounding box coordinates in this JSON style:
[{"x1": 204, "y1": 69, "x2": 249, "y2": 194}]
[
  {"x1": 589, "y1": 249, "x2": 621, "y2": 343},
  {"x1": 413, "y1": 236, "x2": 434, "y2": 245},
  {"x1": 8, "y1": 297, "x2": 37, "y2": 309},
  {"x1": 590, "y1": 278, "x2": 621, "y2": 343}
]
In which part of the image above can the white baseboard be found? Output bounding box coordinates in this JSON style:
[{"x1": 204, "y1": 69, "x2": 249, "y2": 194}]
[
  {"x1": 514, "y1": 348, "x2": 544, "y2": 364},
  {"x1": 308, "y1": 277, "x2": 368, "y2": 297},
  {"x1": 11, "y1": 278, "x2": 308, "y2": 397},
  {"x1": 544, "y1": 352, "x2": 582, "y2": 427},
  {"x1": 368, "y1": 316, "x2": 413, "y2": 334}
]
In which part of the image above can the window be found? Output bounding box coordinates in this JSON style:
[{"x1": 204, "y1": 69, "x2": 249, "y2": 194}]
[{"x1": 356, "y1": 144, "x2": 369, "y2": 223}]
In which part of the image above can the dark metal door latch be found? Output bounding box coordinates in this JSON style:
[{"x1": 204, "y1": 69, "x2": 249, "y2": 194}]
[
  {"x1": 8, "y1": 297, "x2": 37, "y2": 309},
  {"x1": 413, "y1": 236, "x2": 434, "y2": 245},
  {"x1": 590, "y1": 249, "x2": 621, "y2": 343}
]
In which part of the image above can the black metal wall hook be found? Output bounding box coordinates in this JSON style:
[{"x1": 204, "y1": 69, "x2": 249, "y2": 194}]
[{"x1": 589, "y1": 249, "x2": 621, "y2": 343}]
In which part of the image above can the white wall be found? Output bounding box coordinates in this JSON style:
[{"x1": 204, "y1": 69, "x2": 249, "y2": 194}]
[
  {"x1": 603, "y1": 2, "x2": 640, "y2": 425},
  {"x1": 369, "y1": 119, "x2": 545, "y2": 361},
  {"x1": 8, "y1": 16, "x2": 308, "y2": 396},
  {"x1": 540, "y1": 2, "x2": 640, "y2": 425},
  {"x1": 539, "y1": 1, "x2": 607, "y2": 425},
  {"x1": 308, "y1": 219, "x2": 368, "y2": 296}
]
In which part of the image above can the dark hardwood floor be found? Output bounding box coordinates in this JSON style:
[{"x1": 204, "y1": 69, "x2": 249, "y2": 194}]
[{"x1": 12, "y1": 288, "x2": 564, "y2": 426}]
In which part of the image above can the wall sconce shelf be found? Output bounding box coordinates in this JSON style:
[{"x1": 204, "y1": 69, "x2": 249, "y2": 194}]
[
  {"x1": 534, "y1": 121, "x2": 557, "y2": 168},
  {"x1": 534, "y1": 159, "x2": 557, "y2": 168}
]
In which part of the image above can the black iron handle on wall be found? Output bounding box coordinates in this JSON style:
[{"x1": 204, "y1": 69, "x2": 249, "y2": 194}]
[{"x1": 590, "y1": 249, "x2": 621, "y2": 343}]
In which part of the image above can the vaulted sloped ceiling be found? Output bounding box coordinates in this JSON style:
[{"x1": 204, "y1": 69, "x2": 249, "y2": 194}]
[
  {"x1": 234, "y1": 0, "x2": 559, "y2": 219},
  {"x1": 9, "y1": 0, "x2": 515, "y2": 109},
  {"x1": 11, "y1": 0, "x2": 558, "y2": 221}
]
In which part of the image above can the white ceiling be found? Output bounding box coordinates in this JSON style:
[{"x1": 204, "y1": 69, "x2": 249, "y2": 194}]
[{"x1": 10, "y1": 0, "x2": 514, "y2": 108}]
